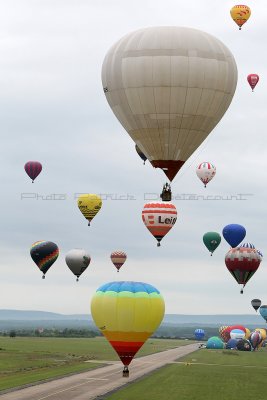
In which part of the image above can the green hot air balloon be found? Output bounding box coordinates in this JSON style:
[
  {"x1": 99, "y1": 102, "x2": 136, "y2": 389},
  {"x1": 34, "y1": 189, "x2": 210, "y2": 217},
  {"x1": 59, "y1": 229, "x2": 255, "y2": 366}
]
[{"x1": 203, "y1": 232, "x2": 221, "y2": 256}]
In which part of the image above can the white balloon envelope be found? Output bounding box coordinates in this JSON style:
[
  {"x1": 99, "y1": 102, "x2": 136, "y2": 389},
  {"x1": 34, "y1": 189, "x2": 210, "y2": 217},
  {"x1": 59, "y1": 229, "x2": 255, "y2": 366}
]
[{"x1": 102, "y1": 26, "x2": 238, "y2": 181}]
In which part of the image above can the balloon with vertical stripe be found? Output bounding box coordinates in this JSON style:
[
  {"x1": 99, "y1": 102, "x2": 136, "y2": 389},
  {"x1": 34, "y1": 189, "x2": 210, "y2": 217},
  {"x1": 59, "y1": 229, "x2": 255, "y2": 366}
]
[
  {"x1": 24, "y1": 161, "x2": 42, "y2": 182},
  {"x1": 91, "y1": 281, "x2": 165, "y2": 367},
  {"x1": 30, "y1": 241, "x2": 59, "y2": 278},
  {"x1": 142, "y1": 203, "x2": 177, "y2": 246},
  {"x1": 196, "y1": 162, "x2": 216, "y2": 188}
]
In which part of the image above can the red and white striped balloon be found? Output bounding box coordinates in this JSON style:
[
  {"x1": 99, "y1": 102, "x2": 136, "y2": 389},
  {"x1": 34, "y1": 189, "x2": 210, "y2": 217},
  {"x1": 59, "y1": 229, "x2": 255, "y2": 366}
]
[
  {"x1": 142, "y1": 203, "x2": 177, "y2": 246},
  {"x1": 110, "y1": 251, "x2": 127, "y2": 272},
  {"x1": 196, "y1": 162, "x2": 216, "y2": 188}
]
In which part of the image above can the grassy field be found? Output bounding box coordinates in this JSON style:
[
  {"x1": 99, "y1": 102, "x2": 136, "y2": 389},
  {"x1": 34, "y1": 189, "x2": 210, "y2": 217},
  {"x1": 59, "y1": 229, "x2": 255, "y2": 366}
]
[
  {"x1": 105, "y1": 348, "x2": 267, "y2": 400},
  {"x1": 0, "y1": 336, "x2": 189, "y2": 391}
]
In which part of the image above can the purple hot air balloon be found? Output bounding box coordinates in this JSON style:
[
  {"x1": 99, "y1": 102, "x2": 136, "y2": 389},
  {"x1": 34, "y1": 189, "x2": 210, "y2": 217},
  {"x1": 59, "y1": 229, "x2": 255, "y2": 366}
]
[{"x1": 24, "y1": 161, "x2": 42, "y2": 183}]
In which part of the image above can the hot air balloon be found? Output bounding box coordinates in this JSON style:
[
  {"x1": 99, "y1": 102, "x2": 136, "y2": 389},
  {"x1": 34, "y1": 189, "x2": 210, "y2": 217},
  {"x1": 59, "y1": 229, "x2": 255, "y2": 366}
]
[
  {"x1": 77, "y1": 194, "x2": 102, "y2": 226},
  {"x1": 225, "y1": 247, "x2": 261, "y2": 293},
  {"x1": 65, "y1": 249, "x2": 91, "y2": 281},
  {"x1": 206, "y1": 337, "x2": 224, "y2": 349},
  {"x1": 196, "y1": 162, "x2": 216, "y2": 188},
  {"x1": 30, "y1": 241, "x2": 59, "y2": 279},
  {"x1": 230, "y1": 5, "x2": 251, "y2": 30},
  {"x1": 249, "y1": 330, "x2": 262, "y2": 350},
  {"x1": 255, "y1": 328, "x2": 267, "y2": 342},
  {"x1": 102, "y1": 26, "x2": 237, "y2": 182},
  {"x1": 247, "y1": 74, "x2": 259, "y2": 92},
  {"x1": 24, "y1": 161, "x2": 42, "y2": 183},
  {"x1": 91, "y1": 281, "x2": 165, "y2": 377},
  {"x1": 226, "y1": 338, "x2": 239, "y2": 349},
  {"x1": 142, "y1": 202, "x2": 177, "y2": 246},
  {"x1": 194, "y1": 329, "x2": 205, "y2": 340},
  {"x1": 222, "y1": 224, "x2": 246, "y2": 248},
  {"x1": 203, "y1": 232, "x2": 221, "y2": 256},
  {"x1": 223, "y1": 325, "x2": 246, "y2": 342},
  {"x1": 259, "y1": 305, "x2": 267, "y2": 323},
  {"x1": 230, "y1": 329, "x2": 245, "y2": 341},
  {"x1": 135, "y1": 145, "x2": 147, "y2": 165},
  {"x1": 241, "y1": 242, "x2": 255, "y2": 249},
  {"x1": 110, "y1": 251, "x2": 127, "y2": 272},
  {"x1": 236, "y1": 339, "x2": 251, "y2": 351},
  {"x1": 251, "y1": 299, "x2": 261, "y2": 312},
  {"x1": 219, "y1": 326, "x2": 230, "y2": 342}
]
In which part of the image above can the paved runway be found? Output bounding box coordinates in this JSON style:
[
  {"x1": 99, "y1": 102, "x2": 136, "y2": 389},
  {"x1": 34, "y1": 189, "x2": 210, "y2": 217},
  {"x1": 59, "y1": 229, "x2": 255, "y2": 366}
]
[{"x1": 0, "y1": 343, "x2": 199, "y2": 400}]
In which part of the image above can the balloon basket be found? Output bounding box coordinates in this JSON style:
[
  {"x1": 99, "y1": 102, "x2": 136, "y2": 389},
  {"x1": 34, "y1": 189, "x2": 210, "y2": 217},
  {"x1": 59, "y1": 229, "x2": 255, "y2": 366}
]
[
  {"x1": 42, "y1": 275, "x2": 45, "y2": 280},
  {"x1": 157, "y1": 242, "x2": 161, "y2": 247},
  {"x1": 122, "y1": 367, "x2": 129, "y2": 378},
  {"x1": 76, "y1": 277, "x2": 79, "y2": 282}
]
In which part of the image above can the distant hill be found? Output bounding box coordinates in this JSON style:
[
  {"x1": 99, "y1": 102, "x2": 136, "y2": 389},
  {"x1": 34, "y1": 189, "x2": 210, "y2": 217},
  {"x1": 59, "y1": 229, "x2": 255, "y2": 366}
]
[{"x1": 0, "y1": 310, "x2": 264, "y2": 331}]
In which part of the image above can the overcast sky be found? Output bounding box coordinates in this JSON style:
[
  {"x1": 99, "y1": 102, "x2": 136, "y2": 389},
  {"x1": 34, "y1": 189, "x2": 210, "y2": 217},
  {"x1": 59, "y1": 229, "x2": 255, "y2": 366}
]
[{"x1": 1, "y1": 0, "x2": 267, "y2": 316}]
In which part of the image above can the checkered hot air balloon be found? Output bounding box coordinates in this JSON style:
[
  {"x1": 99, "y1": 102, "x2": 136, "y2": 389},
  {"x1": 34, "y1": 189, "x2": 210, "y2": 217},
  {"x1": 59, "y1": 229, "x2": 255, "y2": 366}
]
[
  {"x1": 196, "y1": 162, "x2": 216, "y2": 188},
  {"x1": 142, "y1": 203, "x2": 177, "y2": 247},
  {"x1": 225, "y1": 247, "x2": 261, "y2": 294},
  {"x1": 30, "y1": 241, "x2": 59, "y2": 279},
  {"x1": 110, "y1": 251, "x2": 127, "y2": 272}
]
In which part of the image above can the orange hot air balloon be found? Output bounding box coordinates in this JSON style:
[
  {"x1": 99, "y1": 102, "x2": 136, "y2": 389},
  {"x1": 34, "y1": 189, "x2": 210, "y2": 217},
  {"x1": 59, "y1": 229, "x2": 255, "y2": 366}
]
[
  {"x1": 230, "y1": 5, "x2": 251, "y2": 30},
  {"x1": 110, "y1": 251, "x2": 127, "y2": 272},
  {"x1": 142, "y1": 203, "x2": 177, "y2": 246},
  {"x1": 247, "y1": 74, "x2": 259, "y2": 91}
]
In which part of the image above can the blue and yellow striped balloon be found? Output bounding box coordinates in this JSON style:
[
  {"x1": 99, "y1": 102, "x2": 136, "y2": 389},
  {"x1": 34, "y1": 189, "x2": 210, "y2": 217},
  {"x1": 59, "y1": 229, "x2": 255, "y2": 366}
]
[{"x1": 91, "y1": 281, "x2": 165, "y2": 366}]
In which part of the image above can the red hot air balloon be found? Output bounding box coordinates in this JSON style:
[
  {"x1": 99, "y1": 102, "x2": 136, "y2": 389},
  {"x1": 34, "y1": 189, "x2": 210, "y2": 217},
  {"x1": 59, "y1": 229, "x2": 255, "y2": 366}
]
[
  {"x1": 247, "y1": 74, "x2": 259, "y2": 92},
  {"x1": 142, "y1": 203, "x2": 177, "y2": 246},
  {"x1": 24, "y1": 161, "x2": 42, "y2": 182},
  {"x1": 225, "y1": 247, "x2": 261, "y2": 294},
  {"x1": 111, "y1": 251, "x2": 127, "y2": 272}
]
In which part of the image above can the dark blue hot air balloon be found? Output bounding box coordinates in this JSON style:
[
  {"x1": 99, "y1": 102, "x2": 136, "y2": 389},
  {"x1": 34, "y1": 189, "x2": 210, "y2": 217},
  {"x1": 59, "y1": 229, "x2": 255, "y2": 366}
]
[
  {"x1": 194, "y1": 328, "x2": 205, "y2": 340},
  {"x1": 222, "y1": 224, "x2": 246, "y2": 248}
]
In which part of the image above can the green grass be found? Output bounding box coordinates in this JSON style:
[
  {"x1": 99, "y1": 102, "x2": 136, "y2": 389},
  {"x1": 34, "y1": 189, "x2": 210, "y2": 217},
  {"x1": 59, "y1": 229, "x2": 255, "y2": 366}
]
[
  {"x1": 105, "y1": 348, "x2": 267, "y2": 400},
  {"x1": 0, "y1": 337, "x2": 187, "y2": 391}
]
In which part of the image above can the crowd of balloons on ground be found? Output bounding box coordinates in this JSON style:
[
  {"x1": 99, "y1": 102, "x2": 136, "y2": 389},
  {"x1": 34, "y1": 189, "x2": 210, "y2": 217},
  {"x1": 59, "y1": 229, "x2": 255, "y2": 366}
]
[
  {"x1": 23, "y1": 5, "x2": 263, "y2": 376},
  {"x1": 195, "y1": 300, "x2": 267, "y2": 351}
]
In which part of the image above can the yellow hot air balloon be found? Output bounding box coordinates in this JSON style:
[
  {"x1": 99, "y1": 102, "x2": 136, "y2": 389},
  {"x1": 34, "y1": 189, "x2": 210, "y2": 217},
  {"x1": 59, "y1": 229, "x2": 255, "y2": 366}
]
[
  {"x1": 245, "y1": 328, "x2": 251, "y2": 339},
  {"x1": 102, "y1": 26, "x2": 237, "y2": 182},
  {"x1": 77, "y1": 194, "x2": 102, "y2": 226},
  {"x1": 230, "y1": 5, "x2": 251, "y2": 30},
  {"x1": 91, "y1": 281, "x2": 165, "y2": 377}
]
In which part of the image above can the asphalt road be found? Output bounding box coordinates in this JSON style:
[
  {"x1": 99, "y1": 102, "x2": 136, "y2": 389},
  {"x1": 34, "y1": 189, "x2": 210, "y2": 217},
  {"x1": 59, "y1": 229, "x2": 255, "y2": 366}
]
[{"x1": 0, "y1": 343, "x2": 199, "y2": 400}]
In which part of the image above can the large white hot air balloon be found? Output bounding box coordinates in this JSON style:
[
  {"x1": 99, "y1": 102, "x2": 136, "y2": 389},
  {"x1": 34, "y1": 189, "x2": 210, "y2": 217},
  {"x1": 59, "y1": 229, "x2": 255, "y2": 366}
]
[{"x1": 102, "y1": 26, "x2": 238, "y2": 181}]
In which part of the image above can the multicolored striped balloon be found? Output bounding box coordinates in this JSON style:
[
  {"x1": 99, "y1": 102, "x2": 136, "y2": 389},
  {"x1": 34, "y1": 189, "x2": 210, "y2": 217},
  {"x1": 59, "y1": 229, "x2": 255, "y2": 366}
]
[
  {"x1": 77, "y1": 194, "x2": 102, "y2": 226},
  {"x1": 91, "y1": 281, "x2": 165, "y2": 369},
  {"x1": 225, "y1": 247, "x2": 261, "y2": 293},
  {"x1": 110, "y1": 251, "x2": 127, "y2": 272},
  {"x1": 142, "y1": 202, "x2": 177, "y2": 246},
  {"x1": 24, "y1": 161, "x2": 42, "y2": 183},
  {"x1": 30, "y1": 241, "x2": 59, "y2": 279},
  {"x1": 196, "y1": 162, "x2": 216, "y2": 188}
]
